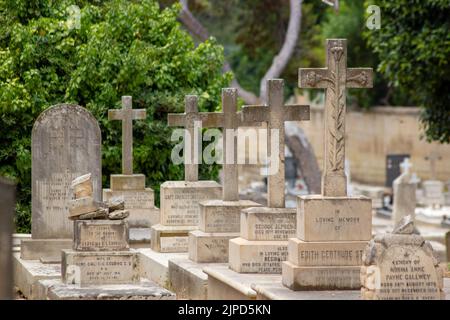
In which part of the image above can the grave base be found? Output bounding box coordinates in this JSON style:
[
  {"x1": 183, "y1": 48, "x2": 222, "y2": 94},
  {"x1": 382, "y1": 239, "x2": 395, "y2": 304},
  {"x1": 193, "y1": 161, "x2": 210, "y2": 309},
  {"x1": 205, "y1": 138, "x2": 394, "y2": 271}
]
[
  {"x1": 150, "y1": 224, "x2": 197, "y2": 253},
  {"x1": 252, "y1": 282, "x2": 361, "y2": 300},
  {"x1": 189, "y1": 230, "x2": 239, "y2": 263},
  {"x1": 20, "y1": 239, "x2": 72, "y2": 262},
  {"x1": 13, "y1": 253, "x2": 60, "y2": 299},
  {"x1": 103, "y1": 188, "x2": 159, "y2": 228},
  {"x1": 168, "y1": 257, "x2": 228, "y2": 300},
  {"x1": 203, "y1": 265, "x2": 281, "y2": 300},
  {"x1": 62, "y1": 250, "x2": 139, "y2": 286},
  {"x1": 228, "y1": 238, "x2": 288, "y2": 273},
  {"x1": 282, "y1": 261, "x2": 361, "y2": 290},
  {"x1": 129, "y1": 228, "x2": 151, "y2": 248},
  {"x1": 137, "y1": 248, "x2": 187, "y2": 288},
  {"x1": 36, "y1": 278, "x2": 175, "y2": 300}
]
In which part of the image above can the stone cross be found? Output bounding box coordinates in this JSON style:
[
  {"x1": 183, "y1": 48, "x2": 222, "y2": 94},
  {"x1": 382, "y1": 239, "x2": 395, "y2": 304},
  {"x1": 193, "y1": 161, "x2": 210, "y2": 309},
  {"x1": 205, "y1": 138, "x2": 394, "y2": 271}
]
[
  {"x1": 425, "y1": 151, "x2": 442, "y2": 180},
  {"x1": 167, "y1": 95, "x2": 222, "y2": 182},
  {"x1": 299, "y1": 39, "x2": 373, "y2": 197},
  {"x1": 241, "y1": 79, "x2": 310, "y2": 208},
  {"x1": 108, "y1": 96, "x2": 146, "y2": 175},
  {"x1": 400, "y1": 157, "x2": 412, "y2": 175},
  {"x1": 0, "y1": 178, "x2": 15, "y2": 300}
]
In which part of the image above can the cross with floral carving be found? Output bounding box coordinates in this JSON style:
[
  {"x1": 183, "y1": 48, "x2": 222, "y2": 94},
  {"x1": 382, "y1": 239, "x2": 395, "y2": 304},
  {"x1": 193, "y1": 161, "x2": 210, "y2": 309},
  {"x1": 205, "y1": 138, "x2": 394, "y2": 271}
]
[{"x1": 299, "y1": 39, "x2": 373, "y2": 196}]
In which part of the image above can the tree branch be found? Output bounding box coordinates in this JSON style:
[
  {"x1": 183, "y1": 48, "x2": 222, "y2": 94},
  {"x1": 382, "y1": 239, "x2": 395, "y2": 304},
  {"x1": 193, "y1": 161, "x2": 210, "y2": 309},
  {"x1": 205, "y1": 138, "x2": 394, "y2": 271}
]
[
  {"x1": 259, "y1": 0, "x2": 302, "y2": 102},
  {"x1": 178, "y1": 1, "x2": 259, "y2": 104}
]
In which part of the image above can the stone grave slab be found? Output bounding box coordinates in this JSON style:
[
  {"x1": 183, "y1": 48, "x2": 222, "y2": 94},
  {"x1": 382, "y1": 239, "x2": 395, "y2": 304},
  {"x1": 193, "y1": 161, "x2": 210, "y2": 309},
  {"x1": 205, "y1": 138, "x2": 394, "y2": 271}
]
[
  {"x1": 203, "y1": 265, "x2": 281, "y2": 300},
  {"x1": 37, "y1": 278, "x2": 175, "y2": 300},
  {"x1": 137, "y1": 248, "x2": 187, "y2": 289},
  {"x1": 73, "y1": 220, "x2": 129, "y2": 251}
]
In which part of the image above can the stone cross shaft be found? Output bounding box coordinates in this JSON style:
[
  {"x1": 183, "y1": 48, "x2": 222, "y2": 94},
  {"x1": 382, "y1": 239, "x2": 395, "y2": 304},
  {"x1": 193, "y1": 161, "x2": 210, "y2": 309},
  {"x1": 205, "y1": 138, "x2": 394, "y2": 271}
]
[
  {"x1": 241, "y1": 79, "x2": 310, "y2": 208},
  {"x1": 108, "y1": 96, "x2": 146, "y2": 175},
  {"x1": 299, "y1": 39, "x2": 373, "y2": 197},
  {"x1": 167, "y1": 95, "x2": 222, "y2": 182}
]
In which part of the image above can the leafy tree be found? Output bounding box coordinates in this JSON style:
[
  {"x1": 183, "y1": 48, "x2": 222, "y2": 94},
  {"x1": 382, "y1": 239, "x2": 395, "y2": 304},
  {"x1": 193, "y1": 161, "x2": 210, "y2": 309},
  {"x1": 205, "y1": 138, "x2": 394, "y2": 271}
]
[
  {"x1": 364, "y1": 0, "x2": 450, "y2": 143},
  {"x1": 0, "y1": 0, "x2": 230, "y2": 232},
  {"x1": 321, "y1": 0, "x2": 413, "y2": 108}
]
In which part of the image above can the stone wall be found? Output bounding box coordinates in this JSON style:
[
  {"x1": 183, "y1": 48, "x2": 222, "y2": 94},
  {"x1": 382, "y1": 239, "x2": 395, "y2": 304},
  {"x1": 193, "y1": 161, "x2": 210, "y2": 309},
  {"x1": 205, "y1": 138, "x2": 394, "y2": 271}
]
[{"x1": 299, "y1": 106, "x2": 450, "y2": 186}]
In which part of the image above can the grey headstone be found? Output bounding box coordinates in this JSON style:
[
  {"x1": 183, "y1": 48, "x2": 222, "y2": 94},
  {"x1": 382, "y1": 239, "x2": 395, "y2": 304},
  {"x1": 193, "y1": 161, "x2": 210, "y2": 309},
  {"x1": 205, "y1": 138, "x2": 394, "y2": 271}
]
[
  {"x1": 32, "y1": 104, "x2": 101, "y2": 239},
  {"x1": 0, "y1": 177, "x2": 15, "y2": 300}
]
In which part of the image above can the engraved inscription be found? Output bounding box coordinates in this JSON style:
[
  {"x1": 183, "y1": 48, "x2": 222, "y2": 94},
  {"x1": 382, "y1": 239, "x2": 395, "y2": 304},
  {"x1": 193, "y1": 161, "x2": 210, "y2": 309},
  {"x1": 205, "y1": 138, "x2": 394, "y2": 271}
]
[
  {"x1": 160, "y1": 236, "x2": 189, "y2": 253},
  {"x1": 240, "y1": 246, "x2": 288, "y2": 273}
]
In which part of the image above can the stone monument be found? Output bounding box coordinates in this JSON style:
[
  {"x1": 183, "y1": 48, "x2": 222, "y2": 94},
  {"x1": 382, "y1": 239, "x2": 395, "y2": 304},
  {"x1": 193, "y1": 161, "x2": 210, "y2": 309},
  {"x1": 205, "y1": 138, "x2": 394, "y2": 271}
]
[
  {"x1": 103, "y1": 96, "x2": 159, "y2": 228},
  {"x1": 21, "y1": 104, "x2": 102, "y2": 262},
  {"x1": 282, "y1": 39, "x2": 373, "y2": 289},
  {"x1": 361, "y1": 215, "x2": 445, "y2": 300},
  {"x1": 422, "y1": 152, "x2": 444, "y2": 208},
  {"x1": 150, "y1": 95, "x2": 221, "y2": 253},
  {"x1": 228, "y1": 79, "x2": 310, "y2": 273},
  {"x1": 393, "y1": 158, "x2": 417, "y2": 223},
  {"x1": 0, "y1": 178, "x2": 15, "y2": 300},
  {"x1": 189, "y1": 88, "x2": 261, "y2": 263}
]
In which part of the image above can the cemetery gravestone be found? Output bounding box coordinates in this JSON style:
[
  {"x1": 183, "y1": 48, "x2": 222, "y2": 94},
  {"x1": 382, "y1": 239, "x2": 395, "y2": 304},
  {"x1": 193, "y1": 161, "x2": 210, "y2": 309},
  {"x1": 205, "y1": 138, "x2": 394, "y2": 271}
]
[
  {"x1": 393, "y1": 158, "x2": 417, "y2": 223},
  {"x1": 21, "y1": 104, "x2": 102, "y2": 261},
  {"x1": 189, "y1": 88, "x2": 261, "y2": 263},
  {"x1": 150, "y1": 95, "x2": 221, "y2": 253},
  {"x1": 0, "y1": 178, "x2": 15, "y2": 300},
  {"x1": 422, "y1": 152, "x2": 444, "y2": 208},
  {"x1": 228, "y1": 79, "x2": 310, "y2": 273},
  {"x1": 103, "y1": 96, "x2": 159, "y2": 227},
  {"x1": 361, "y1": 216, "x2": 445, "y2": 300},
  {"x1": 282, "y1": 39, "x2": 373, "y2": 290}
]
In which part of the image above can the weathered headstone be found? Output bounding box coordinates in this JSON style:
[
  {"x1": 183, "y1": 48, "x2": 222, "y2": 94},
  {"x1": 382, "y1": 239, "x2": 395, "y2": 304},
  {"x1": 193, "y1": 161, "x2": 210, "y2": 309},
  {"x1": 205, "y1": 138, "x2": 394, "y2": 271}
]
[
  {"x1": 0, "y1": 178, "x2": 15, "y2": 300},
  {"x1": 393, "y1": 158, "x2": 417, "y2": 223},
  {"x1": 21, "y1": 104, "x2": 102, "y2": 261},
  {"x1": 422, "y1": 152, "x2": 444, "y2": 208},
  {"x1": 103, "y1": 96, "x2": 159, "y2": 227},
  {"x1": 189, "y1": 88, "x2": 261, "y2": 263},
  {"x1": 150, "y1": 95, "x2": 222, "y2": 253},
  {"x1": 228, "y1": 79, "x2": 310, "y2": 273},
  {"x1": 283, "y1": 39, "x2": 373, "y2": 290},
  {"x1": 361, "y1": 216, "x2": 445, "y2": 300}
]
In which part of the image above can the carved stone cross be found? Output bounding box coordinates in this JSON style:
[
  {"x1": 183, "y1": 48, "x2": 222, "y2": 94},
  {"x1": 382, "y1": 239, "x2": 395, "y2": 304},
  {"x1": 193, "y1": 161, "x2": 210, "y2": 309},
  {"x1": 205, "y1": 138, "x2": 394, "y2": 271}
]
[
  {"x1": 400, "y1": 157, "x2": 412, "y2": 175},
  {"x1": 299, "y1": 39, "x2": 373, "y2": 197},
  {"x1": 108, "y1": 96, "x2": 146, "y2": 175},
  {"x1": 241, "y1": 79, "x2": 310, "y2": 208},
  {"x1": 167, "y1": 95, "x2": 221, "y2": 182}
]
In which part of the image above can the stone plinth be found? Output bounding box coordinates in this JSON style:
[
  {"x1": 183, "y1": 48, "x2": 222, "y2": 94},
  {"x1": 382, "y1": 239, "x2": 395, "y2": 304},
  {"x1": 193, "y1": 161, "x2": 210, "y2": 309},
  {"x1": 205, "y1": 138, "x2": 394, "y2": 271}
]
[
  {"x1": 150, "y1": 224, "x2": 197, "y2": 253},
  {"x1": 159, "y1": 181, "x2": 222, "y2": 226},
  {"x1": 103, "y1": 174, "x2": 158, "y2": 228},
  {"x1": 189, "y1": 199, "x2": 260, "y2": 263},
  {"x1": 297, "y1": 195, "x2": 372, "y2": 241},
  {"x1": 423, "y1": 180, "x2": 445, "y2": 208},
  {"x1": 37, "y1": 278, "x2": 175, "y2": 300},
  {"x1": 151, "y1": 181, "x2": 221, "y2": 253},
  {"x1": 189, "y1": 230, "x2": 239, "y2": 263},
  {"x1": 282, "y1": 195, "x2": 372, "y2": 290},
  {"x1": 73, "y1": 220, "x2": 129, "y2": 251},
  {"x1": 21, "y1": 239, "x2": 72, "y2": 262},
  {"x1": 228, "y1": 207, "x2": 296, "y2": 274},
  {"x1": 61, "y1": 250, "x2": 139, "y2": 286}
]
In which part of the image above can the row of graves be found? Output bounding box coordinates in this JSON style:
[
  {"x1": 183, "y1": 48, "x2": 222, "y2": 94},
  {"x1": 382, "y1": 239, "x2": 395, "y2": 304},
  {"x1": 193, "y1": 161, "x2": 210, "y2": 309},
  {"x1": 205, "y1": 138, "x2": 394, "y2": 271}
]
[{"x1": 11, "y1": 39, "x2": 449, "y2": 300}]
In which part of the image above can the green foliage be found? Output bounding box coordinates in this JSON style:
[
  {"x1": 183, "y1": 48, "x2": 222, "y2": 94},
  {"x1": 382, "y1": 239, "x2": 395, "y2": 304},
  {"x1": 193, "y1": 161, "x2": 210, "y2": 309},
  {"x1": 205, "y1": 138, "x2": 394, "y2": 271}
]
[
  {"x1": 364, "y1": 0, "x2": 450, "y2": 143},
  {"x1": 321, "y1": 0, "x2": 412, "y2": 108},
  {"x1": 0, "y1": 0, "x2": 230, "y2": 232},
  {"x1": 193, "y1": 0, "x2": 326, "y2": 99}
]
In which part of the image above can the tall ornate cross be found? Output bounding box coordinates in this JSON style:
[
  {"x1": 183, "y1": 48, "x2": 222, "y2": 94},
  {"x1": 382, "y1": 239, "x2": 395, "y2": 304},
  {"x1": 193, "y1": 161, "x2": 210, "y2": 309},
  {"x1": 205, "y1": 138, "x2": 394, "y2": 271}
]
[
  {"x1": 241, "y1": 79, "x2": 310, "y2": 208},
  {"x1": 168, "y1": 95, "x2": 221, "y2": 182},
  {"x1": 299, "y1": 39, "x2": 373, "y2": 197},
  {"x1": 108, "y1": 96, "x2": 146, "y2": 175}
]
